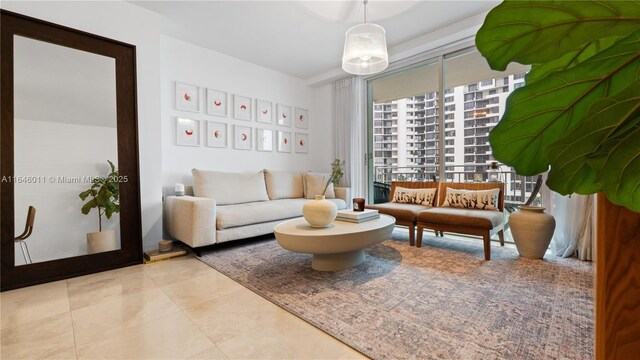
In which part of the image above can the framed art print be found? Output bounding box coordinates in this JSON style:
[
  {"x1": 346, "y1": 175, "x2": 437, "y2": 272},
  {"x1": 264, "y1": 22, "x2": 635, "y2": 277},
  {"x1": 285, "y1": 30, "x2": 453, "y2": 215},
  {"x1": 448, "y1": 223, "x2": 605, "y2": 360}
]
[
  {"x1": 206, "y1": 121, "x2": 227, "y2": 148},
  {"x1": 234, "y1": 125, "x2": 252, "y2": 150},
  {"x1": 206, "y1": 89, "x2": 228, "y2": 117},
  {"x1": 256, "y1": 128, "x2": 273, "y2": 152},
  {"x1": 176, "y1": 118, "x2": 200, "y2": 146},
  {"x1": 277, "y1": 130, "x2": 291, "y2": 153},
  {"x1": 176, "y1": 82, "x2": 199, "y2": 112},
  {"x1": 234, "y1": 94, "x2": 252, "y2": 121},
  {"x1": 276, "y1": 104, "x2": 291, "y2": 127},
  {"x1": 256, "y1": 99, "x2": 272, "y2": 124},
  {"x1": 295, "y1": 132, "x2": 308, "y2": 153},
  {"x1": 295, "y1": 107, "x2": 309, "y2": 129}
]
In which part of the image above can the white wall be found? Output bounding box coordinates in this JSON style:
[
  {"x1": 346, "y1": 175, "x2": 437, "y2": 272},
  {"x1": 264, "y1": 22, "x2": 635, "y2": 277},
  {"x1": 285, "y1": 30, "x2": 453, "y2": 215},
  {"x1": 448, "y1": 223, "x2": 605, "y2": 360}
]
[
  {"x1": 160, "y1": 35, "x2": 334, "y2": 194},
  {"x1": 2, "y1": 1, "x2": 164, "y2": 251},
  {"x1": 14, "y1": 119, "x2": 120, "y2": 264}
]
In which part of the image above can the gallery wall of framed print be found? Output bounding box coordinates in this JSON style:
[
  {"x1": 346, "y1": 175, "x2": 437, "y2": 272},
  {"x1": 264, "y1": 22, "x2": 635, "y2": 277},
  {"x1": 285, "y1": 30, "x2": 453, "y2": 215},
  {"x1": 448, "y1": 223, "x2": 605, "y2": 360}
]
[
  {"x1": 256, "y1": 128, "x2": 273, "y2": 152},
  {"x1": 176, "y1": 118, "x2": 201, "y2": 146},
  {"x1": 277, "y1": 130, "x2": 291, "y2": 153},
  {"x1": 256, "y1": 99, "x2": 272, "y2": 124},
  {"x1": 277, "y1": 104, "x2": 291, "y2": 127},
  {"x1": 207, "y1": 121, "x2": 227, "y2": 148},
  {"x1": 295, "y1": 107, "x2": 309, "y2": 129},
  {"x1": 295, "y1": 132, "x2": 308, "y2": 154},
  {"x1": 206, "y1": 89, "x2": 228, "y2": 117},
  {"x1": 234, "y1": 125, "x2": 252, "y2": 150},
  {"x1": 176, "y1": 82, "x2": 199, "y2": 112},
  {"x1": 234, "y1": 94, "x2": 252, "y2": 121}
]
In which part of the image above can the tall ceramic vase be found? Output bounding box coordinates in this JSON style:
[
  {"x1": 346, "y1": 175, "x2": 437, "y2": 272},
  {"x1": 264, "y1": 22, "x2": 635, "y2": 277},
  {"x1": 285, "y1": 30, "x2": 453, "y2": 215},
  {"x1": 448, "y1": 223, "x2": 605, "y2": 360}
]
[
  {"x1": 303, "y1": 195, "x2": 338, "y2": 228},
  {"x1": 510, "y1": 206, "x2": 556, "y2": 259}
]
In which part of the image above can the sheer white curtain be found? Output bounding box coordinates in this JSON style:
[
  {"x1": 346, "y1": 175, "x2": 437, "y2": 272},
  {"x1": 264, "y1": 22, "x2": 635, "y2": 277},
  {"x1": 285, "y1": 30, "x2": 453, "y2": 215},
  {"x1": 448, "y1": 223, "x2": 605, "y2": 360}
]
[
  {"x1": 333, "y1": 77, "x2": 367, "y2": 198},
  {"x1": 542, "y1": 177, "x2": 595, "y2": 260}
]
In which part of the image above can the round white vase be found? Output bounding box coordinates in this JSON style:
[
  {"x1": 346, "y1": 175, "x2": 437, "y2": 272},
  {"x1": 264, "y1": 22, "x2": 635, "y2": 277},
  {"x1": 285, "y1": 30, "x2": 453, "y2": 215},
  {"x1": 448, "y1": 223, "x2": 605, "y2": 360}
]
[
  {"x1": 87, "y1": 230, "x2": 117, "y2": 254},
  {"x1": 303, "y1": 195, "x2": 338, "y2": 228},
  {"x1": 510, "y1": 206, "x2": 556, "y2": 259}
]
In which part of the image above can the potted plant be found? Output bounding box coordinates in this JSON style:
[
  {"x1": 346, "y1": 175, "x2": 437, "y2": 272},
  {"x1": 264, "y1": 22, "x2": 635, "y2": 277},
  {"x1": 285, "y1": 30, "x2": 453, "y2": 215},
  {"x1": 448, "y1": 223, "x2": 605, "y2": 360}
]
[
  {"x1": 476, "y1": 1, "x2": 640, "y2": 356},
  {"x1": 79, "y1": 160, "x2": 120, "y2": 254},
  {"x1": 303, "y1": 159, "x2": 345, "y2": 228}
]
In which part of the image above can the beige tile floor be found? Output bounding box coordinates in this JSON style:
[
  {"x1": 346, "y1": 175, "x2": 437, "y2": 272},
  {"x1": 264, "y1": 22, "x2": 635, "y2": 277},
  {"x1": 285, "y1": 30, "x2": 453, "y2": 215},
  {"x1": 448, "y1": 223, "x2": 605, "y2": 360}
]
[{"x1": 0, "y1": 255, "x2": 368, "y2": 360}]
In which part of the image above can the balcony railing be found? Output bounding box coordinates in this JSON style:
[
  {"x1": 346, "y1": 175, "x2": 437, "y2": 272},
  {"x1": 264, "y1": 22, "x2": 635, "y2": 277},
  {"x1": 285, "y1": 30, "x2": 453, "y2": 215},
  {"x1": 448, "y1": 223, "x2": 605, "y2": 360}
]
[{"x1": 373, "y1": 164, "x2": 541, "y2": 205}]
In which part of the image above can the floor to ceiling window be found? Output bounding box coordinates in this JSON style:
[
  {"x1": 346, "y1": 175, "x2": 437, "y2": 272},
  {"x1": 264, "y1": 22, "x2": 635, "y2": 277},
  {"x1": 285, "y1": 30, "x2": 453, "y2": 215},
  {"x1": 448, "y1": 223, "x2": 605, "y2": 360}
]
[{"x1": 367, "y1": 46, "x2": 537, "y2": 205}]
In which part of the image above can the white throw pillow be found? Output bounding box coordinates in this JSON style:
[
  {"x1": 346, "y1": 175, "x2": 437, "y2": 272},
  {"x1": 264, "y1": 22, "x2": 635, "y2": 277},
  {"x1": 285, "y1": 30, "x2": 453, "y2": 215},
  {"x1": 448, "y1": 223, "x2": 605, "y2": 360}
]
[
  {"x1": 441, "y1": 187, "x2": 500, "y2": 210},
  {"x1": 192, "y1": 169, "x2": 269, "y2": 205},
  {"x1": 303, "y1": 172, "x2": 335, "y2": 199},
  {"x1": 391, "y1": 187, "x2": 436, "y2": 206},
  {"x1": 263, "y1": 170, "x2": 304, "y2": 200}
]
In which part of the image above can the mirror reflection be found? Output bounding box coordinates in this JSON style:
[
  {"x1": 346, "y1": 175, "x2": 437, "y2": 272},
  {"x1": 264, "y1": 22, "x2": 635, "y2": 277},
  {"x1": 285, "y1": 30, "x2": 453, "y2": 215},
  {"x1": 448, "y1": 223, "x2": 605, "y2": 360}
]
[{"x1": 13, "y1": 35, "x2": 121, "y2": 265}]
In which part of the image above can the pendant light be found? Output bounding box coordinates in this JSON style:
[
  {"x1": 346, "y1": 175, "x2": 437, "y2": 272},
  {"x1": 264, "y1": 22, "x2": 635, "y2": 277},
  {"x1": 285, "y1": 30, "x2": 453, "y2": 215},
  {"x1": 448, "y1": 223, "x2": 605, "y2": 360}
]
[{"x1": 342, "y1": 0, "x2": 389, "y2": 75}]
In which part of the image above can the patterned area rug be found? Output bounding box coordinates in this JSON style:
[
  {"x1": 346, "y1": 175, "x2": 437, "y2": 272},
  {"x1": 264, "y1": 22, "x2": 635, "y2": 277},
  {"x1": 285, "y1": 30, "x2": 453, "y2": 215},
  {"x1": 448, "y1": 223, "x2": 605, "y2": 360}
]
[{"x1": 198, "y1": 231, "x2": 593, "y2": 360}]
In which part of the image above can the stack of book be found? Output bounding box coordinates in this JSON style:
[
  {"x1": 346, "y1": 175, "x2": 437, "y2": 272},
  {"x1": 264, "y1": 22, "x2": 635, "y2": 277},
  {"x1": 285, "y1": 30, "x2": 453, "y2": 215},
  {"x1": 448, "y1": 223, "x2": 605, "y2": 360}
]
[{"x1": 336, "y1": 209, "x2": 380, "y2": 223}]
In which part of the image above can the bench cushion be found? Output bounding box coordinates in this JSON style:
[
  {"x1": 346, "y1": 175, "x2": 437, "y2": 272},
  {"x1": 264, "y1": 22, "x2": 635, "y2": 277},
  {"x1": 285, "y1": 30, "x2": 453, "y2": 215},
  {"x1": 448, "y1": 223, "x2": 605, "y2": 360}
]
[
  {"x1": 365, "y1": 202, "x2": 430, "y2": 223},
  {"x1": 417, "y1": 208, "x2": 503, "y2": 230}
]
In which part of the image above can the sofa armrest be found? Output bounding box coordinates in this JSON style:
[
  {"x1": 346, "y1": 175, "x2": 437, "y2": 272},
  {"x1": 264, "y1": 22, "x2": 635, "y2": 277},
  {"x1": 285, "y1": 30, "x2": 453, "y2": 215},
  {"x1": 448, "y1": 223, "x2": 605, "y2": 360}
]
[
  {"x1": 165, "y1": 196, "x2": 217, "y2": 248},
  {"x1": 334, "y1": 187, "x2": 351, "y2": 208}
]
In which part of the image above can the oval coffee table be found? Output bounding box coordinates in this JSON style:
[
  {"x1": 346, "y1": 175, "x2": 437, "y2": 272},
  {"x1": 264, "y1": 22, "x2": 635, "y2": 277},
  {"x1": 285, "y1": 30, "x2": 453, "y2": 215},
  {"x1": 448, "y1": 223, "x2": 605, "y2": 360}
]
[{"x1": 274, "y1": 215, "x2": 395, "y2": 271}]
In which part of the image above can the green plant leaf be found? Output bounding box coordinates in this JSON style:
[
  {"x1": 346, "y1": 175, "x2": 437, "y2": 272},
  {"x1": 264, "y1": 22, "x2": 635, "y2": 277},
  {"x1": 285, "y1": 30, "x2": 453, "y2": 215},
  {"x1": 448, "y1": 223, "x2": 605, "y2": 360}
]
[
  {"x1": 588, "y1": 123, "x2": 640, "y2": 212},
  {"x1": 476, "y1": 0, "x2": 640, "y2": 71},
  {"x1": 81, "y1": 199, "x2": 96, "y2": 215},
  {"x1": 545, "y1": 81, "x2": 640, "y2": 195},
  {"x1": 489, "y1": 29, "x2": 640, "y2": 176},
  {"x1": 78, "y1": 189, "x2": 92, "y2": 201},
  {"x1": 525, "y1": 36, "x2": 620, "y2": 84}
]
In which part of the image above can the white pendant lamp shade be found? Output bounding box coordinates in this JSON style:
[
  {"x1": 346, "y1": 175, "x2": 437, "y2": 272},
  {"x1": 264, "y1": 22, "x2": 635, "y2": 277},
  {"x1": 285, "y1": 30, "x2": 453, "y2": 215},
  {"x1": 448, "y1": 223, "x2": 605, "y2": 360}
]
[{"x1": 342, "y1": 23, "x2": 389, "y2": 75}]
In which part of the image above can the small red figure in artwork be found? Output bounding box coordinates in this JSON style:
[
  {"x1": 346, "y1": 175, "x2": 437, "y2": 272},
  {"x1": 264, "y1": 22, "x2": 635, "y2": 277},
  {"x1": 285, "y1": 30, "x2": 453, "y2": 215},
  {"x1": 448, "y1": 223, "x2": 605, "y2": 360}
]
[
  {"x1": 184, "y1": 93, "x2": 191, "y2": 101},
  {"x1": 299, "y1": 139, "x2": 305, "y2": 146},
  {"x1": 240, "y1": 104, "x2": 247, "y2": 110},
  {"x1": 214, "y1": 100, "x2": 222, "y2": 106},
  {"x1": 241, "y1": 133, "x2": 248, "y2": 141},
  {"x1": 214, "y1": 130, "x2": 221, "y2": 138},
  {"x1": 262, "y1": 109, "x2": 268, "y2": 114},
  {"x1": 282, "y1": 113, "x2": 287, "y2": 118},
  {"x1": 185, "y1": 130, "x2": 193, "y2": 136},
  {"x1": 284, "y1": 138, "x2": 288, "y2": 144},
  {"x1": 299, "y1": 115, "x2": 304, "y2": 121}
]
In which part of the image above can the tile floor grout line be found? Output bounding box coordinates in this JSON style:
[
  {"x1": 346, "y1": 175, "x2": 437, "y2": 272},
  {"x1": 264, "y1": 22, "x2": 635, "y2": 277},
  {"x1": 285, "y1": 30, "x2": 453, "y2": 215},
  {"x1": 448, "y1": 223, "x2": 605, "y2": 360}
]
[{"x1": 65, "y1": 279, "x2": 80, "y2": 360}]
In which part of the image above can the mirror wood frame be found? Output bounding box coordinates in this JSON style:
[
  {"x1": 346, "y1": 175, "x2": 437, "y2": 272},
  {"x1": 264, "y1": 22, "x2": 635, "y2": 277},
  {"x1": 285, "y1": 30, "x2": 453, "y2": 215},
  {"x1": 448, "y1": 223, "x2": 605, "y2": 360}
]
[{"x1": 1, "y1": 10, "x2": 143, "y2": 291}]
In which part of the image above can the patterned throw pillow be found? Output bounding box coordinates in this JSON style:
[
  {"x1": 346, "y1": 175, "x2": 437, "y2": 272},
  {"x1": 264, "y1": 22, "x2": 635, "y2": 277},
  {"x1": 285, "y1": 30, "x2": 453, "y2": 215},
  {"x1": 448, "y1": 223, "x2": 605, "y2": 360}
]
[
  {"x1": 392, "y1": 187, "x2": 436, "y2": 206},
  {"x1": 441, "y1": 187, "x2": 500, "y2": 210}
]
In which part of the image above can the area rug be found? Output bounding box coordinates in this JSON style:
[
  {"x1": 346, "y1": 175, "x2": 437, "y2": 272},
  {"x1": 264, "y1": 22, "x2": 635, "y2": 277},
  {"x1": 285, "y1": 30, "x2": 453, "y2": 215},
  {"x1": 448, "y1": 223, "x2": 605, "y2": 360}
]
[{"x1": 198, "y1": 231, "x2": 593, "y2": 360}]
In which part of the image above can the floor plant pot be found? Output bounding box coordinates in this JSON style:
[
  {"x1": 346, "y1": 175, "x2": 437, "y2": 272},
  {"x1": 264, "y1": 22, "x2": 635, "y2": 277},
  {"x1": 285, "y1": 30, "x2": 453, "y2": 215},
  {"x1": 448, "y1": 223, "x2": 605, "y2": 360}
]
[
  {"x1": 510, "y1": 206, "x2": 555, "y2": 259},
  {"x1": 87, "y1": 230, "x2": 117, "y2": 254},
  {"x1": 303, "y1": 195, "x2": 338, "y2": 228}
]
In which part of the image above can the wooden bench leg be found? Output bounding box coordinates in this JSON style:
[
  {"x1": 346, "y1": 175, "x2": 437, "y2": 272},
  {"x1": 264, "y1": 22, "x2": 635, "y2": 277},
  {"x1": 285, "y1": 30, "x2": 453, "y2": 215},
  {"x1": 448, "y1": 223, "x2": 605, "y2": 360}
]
[
  {"x1": 498, "y1": 230, "x2": 504, "y2": 246},
  {"x1": 416, "y1": 225, "x2": 424, "y2": 248},
  {"x1": 483, "y1": 233, "x2": 491, "y2": 260},
  {"x1": 408, "y1": 223, "x2": 415, "y2": 247},
  {"x1": 439, "y1": 231, "x2": 444, "y2": 237}
]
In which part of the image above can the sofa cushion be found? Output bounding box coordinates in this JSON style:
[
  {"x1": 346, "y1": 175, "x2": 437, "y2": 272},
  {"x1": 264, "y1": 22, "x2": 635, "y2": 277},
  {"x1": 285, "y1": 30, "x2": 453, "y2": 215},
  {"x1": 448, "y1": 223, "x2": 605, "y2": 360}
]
[
  {"x1": 216, "y1": 198, "x2": 347, "y2": 230},
  {"x1": 365, "y1": 202, "x2": 430, "y2": 223},
  {"x1": 264, "y1": 170, "x2": 304, "y2": 200},
  {"x1": 192, "y1": 169, "x2": 269, "y2": 205},
  {"x1": 441, "y1": 187, "x2": 500, "y2": 210},
  {"x1": 392, "y1": 187, "x2": 436, "y2": 206},
  {"x1": 303, "y1": 172, "x2": 335, "y2": 199},
  {"x1": 417, "y1": 208, "x2": 503, "y2": 230}
]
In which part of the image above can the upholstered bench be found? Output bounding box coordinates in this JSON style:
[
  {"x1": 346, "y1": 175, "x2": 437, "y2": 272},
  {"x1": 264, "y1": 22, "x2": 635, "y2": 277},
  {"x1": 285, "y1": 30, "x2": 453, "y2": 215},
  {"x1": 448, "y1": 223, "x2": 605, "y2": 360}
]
[
  {"x1": 416, "y1": 182, "x2": 505, "y2": 260},
  {"x1": 365, "y1": 181, "x2": 438, "y2": 246}
]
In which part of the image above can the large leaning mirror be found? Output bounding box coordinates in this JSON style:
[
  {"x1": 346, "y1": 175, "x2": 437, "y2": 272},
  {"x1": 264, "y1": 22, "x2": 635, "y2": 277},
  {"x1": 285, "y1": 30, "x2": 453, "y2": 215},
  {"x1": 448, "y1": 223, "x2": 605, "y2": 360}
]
[{"x1": 1, "y1": 10, "x2": 142, "y2": 290}]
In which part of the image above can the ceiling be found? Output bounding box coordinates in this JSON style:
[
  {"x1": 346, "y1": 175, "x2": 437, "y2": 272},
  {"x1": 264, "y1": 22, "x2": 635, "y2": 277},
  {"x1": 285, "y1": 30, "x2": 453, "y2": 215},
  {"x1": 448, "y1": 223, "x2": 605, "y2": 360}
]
[{"x1": 131, "y1": 1, "x2": 499, "y2": 79}]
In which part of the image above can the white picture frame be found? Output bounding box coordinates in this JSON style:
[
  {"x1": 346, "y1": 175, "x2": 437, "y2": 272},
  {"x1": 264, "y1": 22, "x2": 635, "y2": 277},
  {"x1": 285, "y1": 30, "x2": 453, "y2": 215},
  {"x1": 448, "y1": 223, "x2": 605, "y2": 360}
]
[
  {"x1": 295, "y1": 132, "x2": 308, "y2": 154},
  {"x1": 295, "y1": 107, "x2": 309, "y2": 129},
  {"x1": 206, "y1": 89, "x2": 228, "y2": 117},
  {"x1": 176, "y1": 118, "x2": 200, "y2": 146},
  {"x1": 234, "y1": 125, "x2": 252, "y2": 150},
  {"x1": 256, "y1": 128, "x2": 273, "y2": 152},
  {"x1": 277, "y1": 104, "x2": 291, "y2": 127},
  {"x1": 234, "y1": 94, "x2": 252, "y2": 121},
  {"x1": 256, "y1": 99, "x2": 273, "y2": 124},
  {"x1": 277, "y1": 130, "x2": 291, "y2": 153},
  {"x1": 206, "y1": 121, "x2": 227, "y2": 148},
  {"x1": 176, "y1": 82, "x2": 199, "y2": 112}
]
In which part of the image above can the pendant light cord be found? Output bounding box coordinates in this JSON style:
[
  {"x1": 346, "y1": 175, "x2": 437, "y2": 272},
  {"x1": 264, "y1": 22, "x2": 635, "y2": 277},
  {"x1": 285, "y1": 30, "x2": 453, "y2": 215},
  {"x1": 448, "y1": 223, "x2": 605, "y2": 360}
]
[{"x1": 363, "y1": 0, "x2": 368, "y2": 24}]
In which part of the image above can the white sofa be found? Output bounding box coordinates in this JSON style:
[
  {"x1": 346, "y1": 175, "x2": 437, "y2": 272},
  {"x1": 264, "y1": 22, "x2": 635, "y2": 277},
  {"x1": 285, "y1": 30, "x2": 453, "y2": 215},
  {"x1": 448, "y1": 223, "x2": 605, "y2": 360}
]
[{"x1": 165, "y1": 169, "x2": 350, "y2": 251}]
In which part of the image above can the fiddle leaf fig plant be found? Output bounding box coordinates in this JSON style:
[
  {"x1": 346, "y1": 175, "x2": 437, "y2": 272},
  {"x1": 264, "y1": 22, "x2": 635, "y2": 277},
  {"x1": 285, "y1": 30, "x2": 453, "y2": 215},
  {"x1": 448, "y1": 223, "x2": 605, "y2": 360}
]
[
  {"x1": 79, "y1": 160, "x2": 120, "y2": 231},
  {"x1": 476, "y1": 0, "x2": 640, "y2": 212}
]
